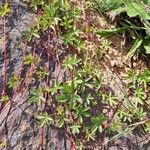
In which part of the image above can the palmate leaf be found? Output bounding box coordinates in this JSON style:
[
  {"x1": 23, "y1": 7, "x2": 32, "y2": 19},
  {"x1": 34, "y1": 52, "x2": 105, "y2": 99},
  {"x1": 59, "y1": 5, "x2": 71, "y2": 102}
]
[
  {"x1": 62, "y1": 55, "x2": 81, "y2": 70},
  {"x1": 49, "y1": 82, "x2": 63, "y2": 95},
  {"x1": 124, "y1": 37, "x2": 143, "y2": 61},
  {"x1": 24, "y1": 54, "x2": 34, "y2": 65},
  {"x1": 7, "y1": 73, "x2": 20, "y2": 88},
  {"x1": 138, "y1": 72, "x2": 150, "y2": 89},
  {"x1": 91, "y1": 113, "x2": 105, "y2": 132},
  {"x1": 138, "y1": 69, "x2": 150, "y2": 84},
  {"x1": 70, "y1": 123, "x2": 81, "y2": 134},
  {"x1": 37, "y1": 112, "x2": 53, "y2": 127},
  {"x1": 0, "y1": 3, "x2": 10, "y2": 17}
]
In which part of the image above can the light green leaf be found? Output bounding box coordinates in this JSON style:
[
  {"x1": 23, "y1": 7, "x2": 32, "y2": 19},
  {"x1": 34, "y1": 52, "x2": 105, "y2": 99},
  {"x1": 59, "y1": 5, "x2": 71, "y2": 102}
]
[
  {"x1": 124, "y1": 0, "x2": 150, "y2": 20},
  {"x1": 70, "y1": 123, "x2": 81, "y2": 134},
  {"x1": 124, "y1": 37, "x2": 142, "y2": 61},
  {"x1": 73, "y1": 95, "x2": 82, "y2": 103},
  {"x1": 33, "y1": 33, "x2": 40, "y2": 38},
  {"x1": 37, "y1": 112, "x2": 53, "y2": 127},
  {"x1": 0, "y1": 3, "x2": 10, "y2": 17}
]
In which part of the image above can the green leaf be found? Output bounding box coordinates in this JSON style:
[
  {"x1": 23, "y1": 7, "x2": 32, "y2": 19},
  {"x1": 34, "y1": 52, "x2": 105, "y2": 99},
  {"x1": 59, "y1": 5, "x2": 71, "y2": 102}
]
[
  {"x1": 0, "y1": 3, "x2": 10, "y2": 17},
  {"x1": 108, "y1": 94, "x2": 118, "y2": 106},
  {"x1": 97, "y1": 0, "x2": 122, "y2": 12},
  {"x1": 96, "y1": 27, "x2": 129, "y2": 37},
  {"x1": 57, "y1": 94, "x2": 68, "y2": 102},
  {"x1": 62, "y1": 55, "x2": 81, "y2": 70},
  {"x1": 28, "y1": 89, "x2": 43, "y2": 104},
  {"x1": 24, "y1": 54, "x2": 34, "y2": 65},
  {"x1": 143, "y1": 37, "x2": 150, "y2": 54},
  {"x1": 7, "y1": 73, "x2": 20, "y2": 88},
  {"x1": 143, "y1": 0, "x2": 150, "y2": 5},
  {"x1": 37, "y1": 112, "x2": 53, "y2": 127},
  {"x1": 91, "y1": 113, "x2": 105, "y2": 132},
  {"x1": 75, "y1": 106, "x2": 91, "y2": 119},
  {"x1": 33, "y1": 33, "x2": 40, "y2": 38},
  {"x1": 124, "y1": 37, "x2": 143, "y2": 61},
  {"x1": 124, "y1": 0, "x2": 150, "y2": 20},
  {"x1": 138, "y1": 69, "x2": 150, "y2": 85},
  {"x1": 111, "y1": 7, "x2": 125, "y2": 15},
  {"x1": 30, "y1": 0, "x2": 45, "y2": 10},
  {"x1": 70, "y1": 123, "x2": 81, "y2": 134},
  {"x1": 73, "y1": 95, "x2": 82, "y2": 103},
  {"x1": 145, "y1": 122, "x2": 150, "y2": 133},
  {"x1": 22, "y1": 28, "x2": 40, "y2": 42},
  {"x1": 49, "y1": 82, "x2": 63, "y2": 95}
]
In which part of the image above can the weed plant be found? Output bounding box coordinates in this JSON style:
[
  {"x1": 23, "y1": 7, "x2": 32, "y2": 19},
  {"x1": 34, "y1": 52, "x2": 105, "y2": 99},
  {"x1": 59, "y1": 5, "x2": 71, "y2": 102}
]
[
  {"x1": 0, "y1": 0, "x2": 150, "y2": 149},
  {"x1": 97, "y1": 0, "x2": 150, "y2": 58}
]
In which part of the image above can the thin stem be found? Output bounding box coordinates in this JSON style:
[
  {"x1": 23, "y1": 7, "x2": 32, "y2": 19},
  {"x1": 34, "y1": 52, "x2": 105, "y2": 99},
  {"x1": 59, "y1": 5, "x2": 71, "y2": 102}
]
[{"x1": 3, "y1": 16, "x2": 7, "y2": 93}]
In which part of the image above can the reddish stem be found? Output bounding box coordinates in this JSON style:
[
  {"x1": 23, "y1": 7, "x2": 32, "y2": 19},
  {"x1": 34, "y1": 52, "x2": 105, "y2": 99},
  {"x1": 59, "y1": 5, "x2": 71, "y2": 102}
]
[
  {"x1": 3, "y1": 16, "x2": 7, "y2": 93},
  {"x1": 39, "y1": 127, "x2": 44, "y2": 150}
]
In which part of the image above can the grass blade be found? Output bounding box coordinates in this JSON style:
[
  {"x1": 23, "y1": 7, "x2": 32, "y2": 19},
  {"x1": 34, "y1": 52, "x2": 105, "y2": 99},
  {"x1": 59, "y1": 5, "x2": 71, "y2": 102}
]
[
  {"x1": 124, "y1": 37, "x2": 143, "y2": 61},
  {"x1": 96, "y1": 27, "x2": 129, "y2": 37}
]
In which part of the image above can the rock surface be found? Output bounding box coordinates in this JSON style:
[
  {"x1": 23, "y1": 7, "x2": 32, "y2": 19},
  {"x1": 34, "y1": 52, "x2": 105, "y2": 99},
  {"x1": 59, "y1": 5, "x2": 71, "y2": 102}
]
[{"x1": 0, "y1": 1, "x2": 71, "y2": 150}]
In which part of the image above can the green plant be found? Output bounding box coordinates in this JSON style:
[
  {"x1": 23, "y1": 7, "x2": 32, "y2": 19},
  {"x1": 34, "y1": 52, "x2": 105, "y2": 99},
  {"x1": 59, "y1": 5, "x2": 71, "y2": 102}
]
[
  {"x1": 37, "y1": 112, "x2": 53, "y2": 126},
  {"x1": 145, "y1": 121, "x2": 150, "y2": 133},
  {"x1": 97, "y1": 0, "x2": 150, "y2": 57},
  {"x1": 91, "y1": 113, "x2": 105, "y2": 132},
  {"x1": 29, "y1": 0, "x2": 45, "y2": 11},
  {"x1": 49, "y1": 82, "x2": 63, "y2": 95},
  {"x1": 0, "y1": 95, "x2": 9, "y2": 104},
  {"x1": 22, "y1": 28, "x2": 40, "y2": 42},
  {"x1": 138, "y1": 69, "x2": 150, "y2": 88},
  {"x1": 24, "y1": 54, "x2": 40, "y2": 65},
  {"x1": 24, "y1": 54, "x2": 107, "y2": 146},
  {"x1": 62, "y1": 55, "x2": 81, "y2": 70},
  {"x1": 28, "y1": 88, "x2": 44, "y2": 104},
  {"x1": 36, "y1": 67, "x2": 48, "y2": 79},
  {"x1": 63, "y1": 28, "x2": 82, "y2": 45},
  {"x1": 7, "y1": 73, "x2": 20, "y2": 88},
  {"x1": 70, "y1": 123, "x2": 81, "y2": 134},
  {"x1": 0, "y1": 3, "x2": 10, "y2": 17}
]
